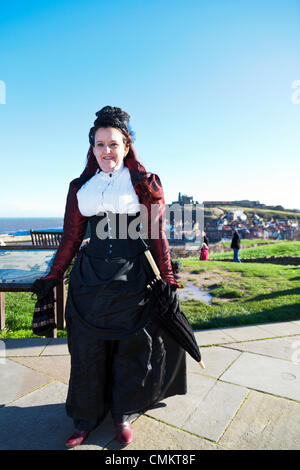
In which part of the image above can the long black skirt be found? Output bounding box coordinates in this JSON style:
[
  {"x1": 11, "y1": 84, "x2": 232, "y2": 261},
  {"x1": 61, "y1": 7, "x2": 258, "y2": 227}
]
[{"x1": 64, "y1": 244, "x2": 187, "y2": 432}]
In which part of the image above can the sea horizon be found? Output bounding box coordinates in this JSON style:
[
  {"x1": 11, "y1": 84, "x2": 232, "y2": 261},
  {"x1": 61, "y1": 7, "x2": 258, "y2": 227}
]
[{"x1": 0, "y1": 217, "x2": 64, "y2": 236}]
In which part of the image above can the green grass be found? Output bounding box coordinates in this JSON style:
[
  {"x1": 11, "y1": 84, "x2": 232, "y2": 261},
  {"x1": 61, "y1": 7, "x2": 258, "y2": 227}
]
[
  {"x1": 179, "y1": 259, "x2": 300, "y2": 330},
  {"x1": 209, "y1": 241, "x2": 300, "y2": 260},
  {"x1": 221, "y1": 239, "x2": 279, "y2": 248},
  {"x1": 1, "y1": 254, "x2": 300, "y2": 337},
  {"x1": 0, "y1": 290, "x2": 67, "y2": 338},
  {"x1": 219, "y1": 205, "x2": 300, "y2": 220},
  {"x1": 0, "y1": 263, "x2": 74, "y2": 339}
]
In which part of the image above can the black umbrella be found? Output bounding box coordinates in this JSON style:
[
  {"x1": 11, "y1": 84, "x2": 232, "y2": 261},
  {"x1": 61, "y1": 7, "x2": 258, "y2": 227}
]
[{"x1": 143, "y1": 250, "x2": 205, "y2": 368}]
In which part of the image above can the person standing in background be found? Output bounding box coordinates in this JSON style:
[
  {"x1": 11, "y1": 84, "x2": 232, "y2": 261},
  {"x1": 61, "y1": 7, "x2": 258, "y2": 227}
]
[
  {"x1": 203, "y1": 232, "x2": 209, "y2": 247},
  {"x1": 231, "y1": 229, "x2": 242, "y2": 263},
  {"x1": 200, "y1": 242, "x2": 209, "y2": 260}
]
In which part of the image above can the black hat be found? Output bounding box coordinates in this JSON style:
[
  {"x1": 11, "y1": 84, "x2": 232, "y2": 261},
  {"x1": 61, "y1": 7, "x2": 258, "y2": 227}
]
[{"x1": 89, "y1": 105, "x2": 135, "y2": 145}]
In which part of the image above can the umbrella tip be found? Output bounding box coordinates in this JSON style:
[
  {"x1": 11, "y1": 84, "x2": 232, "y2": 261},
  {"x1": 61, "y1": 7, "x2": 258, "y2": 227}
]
[{"x1": 199, "y1": 360, "x2": 205, "y2": 369}]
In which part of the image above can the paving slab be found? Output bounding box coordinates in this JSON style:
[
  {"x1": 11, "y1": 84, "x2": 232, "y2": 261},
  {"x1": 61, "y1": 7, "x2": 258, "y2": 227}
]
[
  {"x1": 194, "y1": 329, "x2": 237, "y2": 346},
  {"x1": 220, "y1": 352, "x2": 300, "y2": 401},
  {"x1": 257, "y1": 321, "x2": 300, "y2": 337},
  {"x1": 0, "y1": 381, "x2": 71, "y2": 450},
  {"x1": 11, "y1": 355, "x2": 71, "y2": 384},
  {"x1": 147, "y1": 375, "x2": 247, "y2": 442},
  {"x1": 2, "y1": 326, "x2": 300, "y2": 450},
  {"x1": 146, "y1": 374, "x2": 216, "y2": 428},
  {"x1": 221, "y1": 325, "x2": 272, "y2": 342},
  {"x1": 0, "y1": 358, "x2": 53, "y2": 405},
  {"x1": 186, "y1": 346, "x2": 241, "y2": 379},
  {"x1": 181, "y1": 381, "x2": 248, "y2": 442},
  {"x1": 41, "y1": 338, "x2": 69, "y2": 356},
  {"x1": 0, "y1": 338, "x2": 51, "y2": 357},
  {"x1": 223, "y1": 336, "x2": 300, "y2": 362},
  {"x1": 220, "y1": 390, "x2": 300, "y2": 450},
  {"x1": 106, "y1": 415, "x2": 223, "y2": 450}
]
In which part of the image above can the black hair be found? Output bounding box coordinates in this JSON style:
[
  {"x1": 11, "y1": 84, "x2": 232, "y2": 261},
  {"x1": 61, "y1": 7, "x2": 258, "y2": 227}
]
[{"x1": 88, "y1": 106, "x2": 136, "y2": 146}]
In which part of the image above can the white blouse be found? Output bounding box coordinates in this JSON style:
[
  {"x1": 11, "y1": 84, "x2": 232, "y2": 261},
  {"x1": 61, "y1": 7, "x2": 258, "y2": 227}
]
[{"x1": 77, "y1": 161, "x2": 140, "y2": 216}]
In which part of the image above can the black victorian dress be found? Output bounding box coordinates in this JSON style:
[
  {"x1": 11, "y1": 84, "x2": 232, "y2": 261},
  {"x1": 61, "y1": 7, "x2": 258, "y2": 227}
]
[{"x1": 64, "y1": 211, "x2": 187, "y2": 432}]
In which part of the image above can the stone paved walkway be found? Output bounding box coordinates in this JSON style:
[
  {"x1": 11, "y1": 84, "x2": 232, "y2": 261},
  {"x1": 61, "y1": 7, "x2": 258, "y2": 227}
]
[{"x1": 1, "y1": 320, "x2": 300, "y2": 450}]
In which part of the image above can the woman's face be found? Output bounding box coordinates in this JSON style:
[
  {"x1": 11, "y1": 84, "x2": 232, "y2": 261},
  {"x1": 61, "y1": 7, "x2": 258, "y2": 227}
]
[{"x1": 93, "y1": 127, "x2": 129, "y2": 173}]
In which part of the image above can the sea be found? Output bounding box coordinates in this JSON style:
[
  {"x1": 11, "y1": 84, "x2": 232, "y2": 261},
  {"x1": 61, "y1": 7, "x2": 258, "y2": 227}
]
[{"x1": 0, "y1": 218, "x2": 64, "y2": 236}]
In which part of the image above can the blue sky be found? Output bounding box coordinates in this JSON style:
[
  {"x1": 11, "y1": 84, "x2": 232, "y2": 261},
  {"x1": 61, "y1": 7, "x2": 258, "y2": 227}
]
[{"x1": 0, "y1": 0, "x2": 300, "y2": 216}]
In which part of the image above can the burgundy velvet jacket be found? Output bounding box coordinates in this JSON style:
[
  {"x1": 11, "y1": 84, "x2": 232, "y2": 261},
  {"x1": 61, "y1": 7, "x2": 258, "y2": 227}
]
[{"x1": 41, "y1": 157, "x2": 181, "y2": 288}]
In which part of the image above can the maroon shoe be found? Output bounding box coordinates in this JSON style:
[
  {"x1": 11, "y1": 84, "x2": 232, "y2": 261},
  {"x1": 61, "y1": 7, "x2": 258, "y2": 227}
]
[
  {"x1": 115, "y1": 421, "x2": 134, "y2": 445},
  {"x1": 65, "y1": 429, "x2": 90, "y2": 448}
]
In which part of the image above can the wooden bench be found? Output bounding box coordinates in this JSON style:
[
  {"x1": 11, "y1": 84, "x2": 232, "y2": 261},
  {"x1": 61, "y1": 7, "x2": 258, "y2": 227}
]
[{"x1": 30, "y1": 230, "x2": 63, "y2": 248}]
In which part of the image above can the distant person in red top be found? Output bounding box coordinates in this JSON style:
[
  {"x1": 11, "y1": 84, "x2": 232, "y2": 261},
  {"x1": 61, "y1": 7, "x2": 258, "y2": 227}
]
[{"x1": 200, "y1": 242, "x2": 209, "y2": 260}]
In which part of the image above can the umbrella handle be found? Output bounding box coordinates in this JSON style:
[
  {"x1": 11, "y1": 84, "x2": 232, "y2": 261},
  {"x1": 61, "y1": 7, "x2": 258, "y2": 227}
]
[
  {"x1": 199, "y1": 360, "x2": 205, "y2": 369},
  {"x1": 144, "y1": 250, "x2": 162, "y2": 280}
]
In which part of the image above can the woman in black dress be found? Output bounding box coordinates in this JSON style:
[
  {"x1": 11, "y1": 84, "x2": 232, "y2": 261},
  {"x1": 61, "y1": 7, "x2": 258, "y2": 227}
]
[{"x1": 38, "y1": 106, "x2": 187, "y2": 448}]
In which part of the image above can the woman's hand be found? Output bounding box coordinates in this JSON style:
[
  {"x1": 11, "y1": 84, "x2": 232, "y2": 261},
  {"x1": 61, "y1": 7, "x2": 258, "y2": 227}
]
[
  {"x1": 31, "y1": 278, "x2": 58, "y2": 300},
  {"x1": 167, "y1": 279, "x2": 184, "y2": 289}
]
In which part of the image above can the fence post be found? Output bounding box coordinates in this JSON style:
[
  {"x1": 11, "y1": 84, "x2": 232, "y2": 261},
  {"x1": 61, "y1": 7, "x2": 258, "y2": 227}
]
[{"x1": 0, "y1": 292, "x2": 5, "y2": 330}]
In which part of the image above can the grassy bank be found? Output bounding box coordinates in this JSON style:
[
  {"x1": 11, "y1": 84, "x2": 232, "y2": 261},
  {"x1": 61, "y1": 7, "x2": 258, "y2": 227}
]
[
  {"x1": 1, "y1": 253, "x2": 300, "y2": 338},
  {"x1": 218, "y1": 206, "x2": 300, "y2": 221},
  {"x1": 178, "y1": 259, "x2": 300, "y2": 330},
  {"x1": 221, "y1": 239, "x2": 279, "y2": 248},
  {"x1": 209, "y1": 241, "x2": 300, "y2": 260}
]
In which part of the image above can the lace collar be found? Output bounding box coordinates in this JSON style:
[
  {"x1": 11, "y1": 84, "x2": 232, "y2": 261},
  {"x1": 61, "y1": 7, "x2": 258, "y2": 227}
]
[{"x1": 96, "y1": 160, "x2": 126, "y2": 180}]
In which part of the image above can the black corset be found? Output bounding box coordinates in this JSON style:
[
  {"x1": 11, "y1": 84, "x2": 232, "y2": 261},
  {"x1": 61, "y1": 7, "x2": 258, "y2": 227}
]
[{"x1": 84, "y1": 212, "x2": 149, "y2": 260}]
